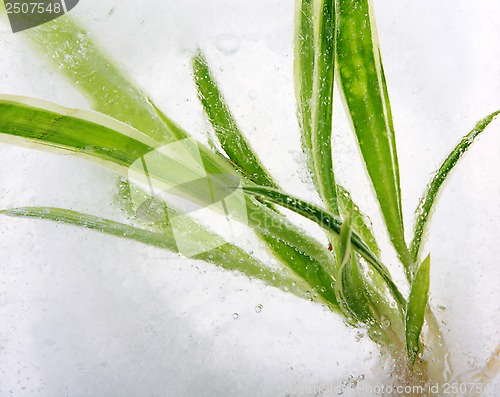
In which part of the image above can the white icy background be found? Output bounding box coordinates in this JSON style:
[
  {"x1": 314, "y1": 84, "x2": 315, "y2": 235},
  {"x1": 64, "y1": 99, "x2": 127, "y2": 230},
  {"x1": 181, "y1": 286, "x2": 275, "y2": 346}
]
[{"x1": 0, "y1": 0, "x2": 499, "y2": 396}]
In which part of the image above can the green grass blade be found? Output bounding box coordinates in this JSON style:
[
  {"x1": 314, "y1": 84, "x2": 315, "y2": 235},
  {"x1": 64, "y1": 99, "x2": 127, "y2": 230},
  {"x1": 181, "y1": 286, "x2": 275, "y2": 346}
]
[
  {"x1": 294, "y1": 0, "x2": 315, "y2": 157},
  {"x1": 337, "y1": 184, "x2": 380, "y2": 257},
  {"x1": 312, "y1": 0, "x2": 338, "y2": 213},
  {"x1": 0, "y1": 98, "x2": 329, "y2": 261},
  {"x1": 410, "y1": 111, "x2": 500, "y2": 262},
  {"x1": 192, "y1": 51, "x2": 276, "y2": 188},
  {"x1": 0, "y1": 207, "x2": 310, "y2": 298},
  {"x1": 335, "y1": 213, "x2": 376, "y2": 324},
  {"x1": 0, "y1": 96, "x2": 156, "y2": 170},
  {"x1": 10, "y1": 13, "x2": 340, "y2": 294},
  {"x1": 151, "y1": 97, "x2": 338, "y2": 278},
  {"x1": 294, "y1": 0, "x2": 339, "y2": 214},
  {"x1": 336, "y1": 0, "x2": 409, "y2": 268},
  {"x1": 337, "y1": 255, "x2": 377, "y2": 325},
  {"x1": 262, "y1": 234, "x2": 339, "y2": 311},
  {"x1": 0, "y1": 97, "x2": 339, "y2": 307},
  {"x1": 244, "y1": 186, "x2": 405, "y2": 306},
  {"x1": 406, "y1": 254, "x2": 431, "y2": 364}
]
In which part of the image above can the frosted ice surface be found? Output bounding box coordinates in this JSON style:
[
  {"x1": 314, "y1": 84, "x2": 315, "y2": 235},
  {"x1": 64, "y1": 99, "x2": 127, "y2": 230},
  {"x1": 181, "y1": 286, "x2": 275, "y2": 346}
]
[{"x1": 1, "y1": 0, "x2": 499, "y2": 396}]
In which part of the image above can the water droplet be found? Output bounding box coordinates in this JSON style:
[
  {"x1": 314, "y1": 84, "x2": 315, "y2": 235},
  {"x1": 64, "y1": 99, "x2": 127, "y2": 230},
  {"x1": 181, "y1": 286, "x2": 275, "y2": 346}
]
[
  {"x1": 350, "y1": 380, "x2": 358, "y2": 388},
  {"x1": 380, "y1": 315, "x2": 391, "y2": 330},
  {"x1": 232, "y1": 313, "x2": 239, "y2": 319},
  {"x1": 215, "y1": 34, "x2": 241, "y2": 55},
  {"x1": 355, "y1": 330, "x2": 365, "y2": 342},
  {"x1": 255, "y1": 304, "x2": 263, "y2": 313},
  {"x1": 337, "y1": 389, "x2": 344, "y2": 395}
]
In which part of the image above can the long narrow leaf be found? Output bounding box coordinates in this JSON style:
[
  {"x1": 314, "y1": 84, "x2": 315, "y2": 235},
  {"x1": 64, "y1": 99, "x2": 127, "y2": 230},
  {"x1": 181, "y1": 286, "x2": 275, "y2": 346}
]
[
  {"x1": 244, "y1": 186, "x2": 405, "y2": 306},
  {"x1": 0, "y1": 96, "x2": 156, "y2": 171},
  {"x1": 0, "y1": 207, "x2": 311, "y2": 299},
  {"x1": 406, "y1": 255, "x2": 431, "y2": 364},
  {"x1": 294, "y1": 0, "x2": 339, "y2": 214},
  {"x1": 335, "y1": 214, "x2": 376, "y2": 324},
  {"x1": 147, "y1": 100, "x2": 341, "y2": 300},
  {"x1": 410, "y1": 111, "x2": 500, "y2": 262},
  {"x1": 294, "y1": 0, "x2": 315, "y2": 156},
  {"x1": 150, "y1": 96, "x2": 336, "y2": 284},
  {"x1": 0, "y1": 97, "x2": 338, "y2": 307},
  {"x1": 336, "y1": 0, "x2": 410, "y2": 269},
  {"x1": 192, "y1": 51, "x2": 275, "y2": 188},
  {"x1": 5, "y1": 7, "x2": 342, "y2": 308},
  {"x1": 337, "y1": 184, "x2": 380, "y2": 257}
]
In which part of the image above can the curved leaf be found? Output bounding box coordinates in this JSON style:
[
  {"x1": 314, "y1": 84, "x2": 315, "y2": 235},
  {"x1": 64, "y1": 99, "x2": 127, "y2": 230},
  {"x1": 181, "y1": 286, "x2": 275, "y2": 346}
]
[
  {"x1": 0, "y1": 207, "x2": 311, "y2": 299},
  {"x1": 410, "y1": 110, "x2": 500, "y2": 262},
  {"x1": 337, "y1": 184, "x2": 380, "y2": 257},
  {"x1": 11, "y1": 13, "x2": 342, "y2": 303},
  {"x1": 335, "y1": 213, "x2": 376, "y2": 324},
  {"x1": 0, "y1": 97, "x2": 337, "y2": 307},
  {"x1": 192, "y1": 51, "x2": 275, "y2": 188}
]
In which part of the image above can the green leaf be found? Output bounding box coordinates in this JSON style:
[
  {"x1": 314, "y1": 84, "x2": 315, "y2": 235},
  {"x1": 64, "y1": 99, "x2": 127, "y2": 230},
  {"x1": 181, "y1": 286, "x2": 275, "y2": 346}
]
[
  {"x1": 337, "y1": 184, "x2": 380, "y2": 258},
  {"x1": 294, "y1": 0, "x2": 315, "y2": 155},
  {"x1": 410, "y1": 110, "x2": 500, "y2": 263},
  {"x1": 0, "y1": 207, "x2": 311, "y2": 300},
  {"x1": 150, "y1": 97, "x2": 338, "y2": 297},
  {"x1": 243, "y1": 186, "x2": 405, "y2": 306},
  {"x1": 336, "y1": 0, "x2": 410, "y2": 269},
  {"x1": 294, "y1": 0, "x2": 339, "y2": 214},
  {"x1": 335, "y1": 213, "x2": 376, "y2": 324},
  {"x1": 0, "y1": 97, "x2": 338, "y2": 308},
  {"x1": 13, "y1": 14, "x2": 342, "y2": 299},
  {"x1": 361, "y1": 263, "x2": 406, "y2": 348},
  {"x1": 192, "y1": 51, "x2": 276, "y2": 188},
  {"x1": 406, "y1": 254, "x2": 431, "y2": 364},
  {"x1": 262, "y1": 234, "x2": 339, "y2": 311},
  {"x1": 149, "y1": 97, "x2": 335, "y2": 274},
  {"x1": 0, "y1": 96, "x2": 156, "y2": 170}
]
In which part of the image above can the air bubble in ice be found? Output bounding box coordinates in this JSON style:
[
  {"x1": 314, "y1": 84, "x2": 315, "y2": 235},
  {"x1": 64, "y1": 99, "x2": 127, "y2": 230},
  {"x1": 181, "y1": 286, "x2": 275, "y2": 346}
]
[{"x1": 215, "y1": 34, "x2": 240, "y2": 55}]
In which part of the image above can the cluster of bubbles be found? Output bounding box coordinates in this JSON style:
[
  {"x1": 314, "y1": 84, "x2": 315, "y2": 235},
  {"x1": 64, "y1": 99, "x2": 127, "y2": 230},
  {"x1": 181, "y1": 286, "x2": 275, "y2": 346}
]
[{"x1": 336, "y1": 374, "x2": 365, "y2": 395}]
